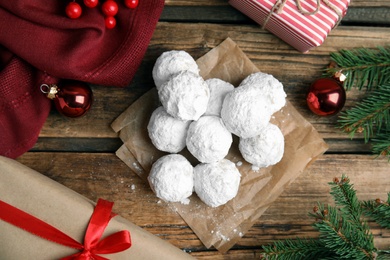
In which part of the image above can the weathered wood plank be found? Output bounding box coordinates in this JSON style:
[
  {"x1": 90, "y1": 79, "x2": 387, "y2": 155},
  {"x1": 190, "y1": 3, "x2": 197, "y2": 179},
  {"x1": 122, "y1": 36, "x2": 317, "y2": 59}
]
[
  {"x1": 37, "y1": 23, "x2": 390, "y2": 154},
  {"x1": 160, "y1": 6, "x2": 390, "y2": 26},
  {"x1": 31, "y1": 137, "x2": 372, "y2": 154},
  {"x1": 16, "y1": 152, "x2": 390, "y2": 258},
  {"x1": 163, "y1": 0, "x2": 390, "y2": 7}
]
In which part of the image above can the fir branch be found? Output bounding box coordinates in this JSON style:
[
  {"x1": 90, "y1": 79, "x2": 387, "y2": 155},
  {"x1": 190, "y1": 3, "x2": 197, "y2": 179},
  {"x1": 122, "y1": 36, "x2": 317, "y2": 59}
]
[
  {"x1": 260, "y1": 238, "x2": 336, "y2": 260},
  {"x1": 326, "y1": 46, "x2": 390, "y2": 90},
  {"x1": 337, "y1": 84, "x2": 390, "y2": 142},
  {"x1": 310, "y1": 183, "x2": 375, "y2": 259},
  {"x1": 371, "y1": 130, "x2": 390, "y2": 160},
  {"x1": 362, "y1": 193, "x2": 390, "y2": 229},
  {"x1": 260, "y1": 176, "x2": 389, "y2": 260},
  {"x1": 329, "y1": 176, "x2": 362, "y2": 224}
]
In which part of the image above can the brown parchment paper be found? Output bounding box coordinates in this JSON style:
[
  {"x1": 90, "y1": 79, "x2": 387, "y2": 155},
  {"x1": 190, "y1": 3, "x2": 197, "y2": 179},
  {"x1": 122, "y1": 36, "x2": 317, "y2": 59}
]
[
  {"x1": 0, "y1": 156, "x2": 194, "y2": 260},
  {"x1": 111, "y1": 38, "x2": 328, "y2": 253}
]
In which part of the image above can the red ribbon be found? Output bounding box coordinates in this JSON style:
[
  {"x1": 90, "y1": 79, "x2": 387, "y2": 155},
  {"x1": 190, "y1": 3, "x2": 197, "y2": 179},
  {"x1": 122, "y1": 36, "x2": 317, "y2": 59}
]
[{"x1": 0, "y1": 198, "x2": 131, "y2": 260}]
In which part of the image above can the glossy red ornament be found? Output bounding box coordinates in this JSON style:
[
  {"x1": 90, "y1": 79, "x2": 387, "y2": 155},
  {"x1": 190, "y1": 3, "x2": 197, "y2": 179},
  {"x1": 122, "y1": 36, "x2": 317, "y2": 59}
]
[
  {"x1": 101, "y1": 0, "x2": 118, "y2": 16},
  {"x1": 105, "y1": 16, "x2": 117, "y2": 29},
  {"x1": 124, "y1": 0, "x2": 139, "y2": 8},
  {"x1": 306, "y1": 78, "x2": 346, "y2": 116},
  {"x1": 65, "y1": 2, "x2": 82, "y2": 19},
  {"x1": 84, "y1": 0, "x2": 99, "y2": 8},
  {"x1": 41, "y1": 81, "x2": 93, "y2": 118}
]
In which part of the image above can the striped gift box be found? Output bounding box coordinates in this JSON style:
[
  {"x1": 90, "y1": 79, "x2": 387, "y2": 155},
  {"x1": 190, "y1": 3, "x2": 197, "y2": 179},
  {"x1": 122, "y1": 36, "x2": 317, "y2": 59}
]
[{"x1": 229, "y1": 0, "x2": 350, "y2": 52}]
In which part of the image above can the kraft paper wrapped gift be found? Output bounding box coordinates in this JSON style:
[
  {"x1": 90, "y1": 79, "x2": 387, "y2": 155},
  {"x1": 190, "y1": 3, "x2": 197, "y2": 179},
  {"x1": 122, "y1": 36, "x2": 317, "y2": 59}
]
[
  {"x1": 229, "y1": 0, "x2": 350, "y2": 52},
  {"x1": 0, "y1": 156, "x2": 194, "y2": 260}
]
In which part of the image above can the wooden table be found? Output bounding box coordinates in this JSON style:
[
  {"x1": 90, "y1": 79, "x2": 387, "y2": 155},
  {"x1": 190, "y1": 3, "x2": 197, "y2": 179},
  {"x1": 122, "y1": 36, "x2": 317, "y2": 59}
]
[{"x1": 17, "y1": 1, "x2": 390, "y2": 259}]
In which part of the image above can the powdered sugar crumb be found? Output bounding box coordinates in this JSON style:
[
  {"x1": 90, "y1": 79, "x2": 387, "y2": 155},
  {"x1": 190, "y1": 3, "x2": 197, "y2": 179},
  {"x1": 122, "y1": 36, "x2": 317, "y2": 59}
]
[
  {"x1": 236, "y1": 161, "x2": 243, "y2": 167},
  {"x1": 181, "y1": 198, "x2": 190, "y2": 205},
  {"x1": 251, "y1": 165, "x2": 260, "y2": 171}
]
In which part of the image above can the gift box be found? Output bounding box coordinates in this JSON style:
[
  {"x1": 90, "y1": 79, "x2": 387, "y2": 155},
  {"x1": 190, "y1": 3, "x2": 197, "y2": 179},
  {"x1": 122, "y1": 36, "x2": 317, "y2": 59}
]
[
  {"x1": 0, "y1": 156, "x2": 193, "y2": 260},
  {"x1": 229, "y1": 0, "x2": 350, "y2": 52}
]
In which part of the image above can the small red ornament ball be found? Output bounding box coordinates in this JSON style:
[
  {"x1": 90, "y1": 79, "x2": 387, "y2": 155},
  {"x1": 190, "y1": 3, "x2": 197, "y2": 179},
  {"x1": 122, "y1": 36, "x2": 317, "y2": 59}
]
[
  {"x1": 54, "y1": 81, "x2": 93, "y2": 118},
  {"x1": 84, "y1": 0, "x2": 99, "y2": 8},
  {"x1": 306, "y1": 78, "x2": 346, "y2": 116},
  {"x1": 66, "y1": 2, "x2": 82, "y2": 19},
  {"x1": 124, "y1": 0, "x2": 139, "y2": 8},
  {"x1": 101, "y1": 0, "x2": 119, "y2": 16},
  {"x1": 105, "y1": 16, "x2": 117, "y2": 29}
]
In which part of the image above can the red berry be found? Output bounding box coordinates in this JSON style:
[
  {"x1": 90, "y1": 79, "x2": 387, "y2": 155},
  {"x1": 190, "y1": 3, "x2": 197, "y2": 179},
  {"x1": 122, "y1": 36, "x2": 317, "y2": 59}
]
[
  {"x1": 105, "y1": 16, "x2": 116, "y2": 29},
  {"x1": 66, "y1": 2, "x2": 82, "y2": 19},
  {"x1": 84, "y1": 0, "x2": 99, "y2": 8},
  {"x1": 124, "y1": 0, "x2": 138, "y2": 8},
  {"x1": 101, "y1": 0, "x2": 118, "y2": 16}
]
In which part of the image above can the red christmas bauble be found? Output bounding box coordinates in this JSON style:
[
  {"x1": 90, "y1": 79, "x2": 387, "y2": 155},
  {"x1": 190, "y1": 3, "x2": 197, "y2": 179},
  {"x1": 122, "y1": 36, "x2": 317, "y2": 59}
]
[
  {"x1": 41, "y1": 81, "x2": 93, "y2": 118},
  {"x1": 306, "y1": 78, "x2": 346, "y2": 116}
]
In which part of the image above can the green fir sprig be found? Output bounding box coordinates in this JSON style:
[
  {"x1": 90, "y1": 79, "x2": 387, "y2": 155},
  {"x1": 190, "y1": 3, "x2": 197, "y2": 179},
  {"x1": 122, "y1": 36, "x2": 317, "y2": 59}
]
[
  {"x1": 362, "y1": 193, "x2": 390, "y2": 229},
  {"x1": 260, "y1": 175, "x2": 390, "y2": 260},
  {"x1": 325, "y1": 46, "x2": 390, "y2": 90},
  {"x1": 337, "y1": 84, "x2": 390, "y2": 141},
  {"x1": 324, "y1": 46, "x2": 390, "y2": 159}
]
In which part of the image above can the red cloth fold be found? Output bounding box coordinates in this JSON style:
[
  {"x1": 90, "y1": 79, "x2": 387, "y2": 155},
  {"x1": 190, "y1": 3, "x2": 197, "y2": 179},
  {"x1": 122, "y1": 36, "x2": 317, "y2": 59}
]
[
  {"x1": 0, "y1": 198, "x2": 132, "y2": 260},
  {"x1": 0, "y1": 0, "x2": 164, "y2": 158}
]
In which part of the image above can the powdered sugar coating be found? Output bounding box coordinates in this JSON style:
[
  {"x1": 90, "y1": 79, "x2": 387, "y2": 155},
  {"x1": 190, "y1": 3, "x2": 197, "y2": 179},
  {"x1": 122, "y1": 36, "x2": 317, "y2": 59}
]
[
  {"x1": 204, "y1": 78, "x2": 234, "y2": 116},
  {"x1": 239, "y1": 72, "x2": 286, "y2": 114},
  {"x1": 221, "y1": 85, "x2": 273, "y2": 138},
  {"x1": 186, "y1": 116, "x2": 232, "y2": 163},
  {"x1": 158, "y1": 70, "x2": 210, "y2": 121},
  {"x1": 152, "y1": 50, "x2": 199, "y2": 90},
  {"x1": 194, "y1": 159, "x2": 241, "y2": 207},
  {"x1": 147, "y1": 106, "x2": 191, "y2": 153},
  {"x1": 239, "y1": 123, "x2": 284, "y2": 168},
  {"x1": 148, "y1": 154, "x2": 194, "y2": 203}
]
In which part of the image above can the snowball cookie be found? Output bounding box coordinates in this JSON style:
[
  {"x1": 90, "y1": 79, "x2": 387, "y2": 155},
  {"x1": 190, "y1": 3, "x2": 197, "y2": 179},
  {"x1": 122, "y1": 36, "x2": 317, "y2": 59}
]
[
  {"x1": 152, "y1": 50, "x2": 199, "y2": 90},
  {"x1": 158, "y1": 70, "x2": 210, "y2": 121},
  {"x1": 221, "y1": 84, "x2": 273, "y2": 138},
  {"x1": 186, "y1": 116, "x2": 232, "y2": 163},
  {"x1": 239, "y1": 72, "x2": 286, "y2": 114},
  {"x1": 194, "y1": 159, "x2": 241, "y2": 207},
  {"x1": 204, "y1": 78, "x2": 235, "y2": 116},
  {"x1": 148, "y1": 154, "x2": 194, "y2": 203},
  {"x1": 147, "y1": 106, "x2": 192, "y2": 153},
  {"x1": 239, "y1": 123, "x2": 284, "y2": 168}
]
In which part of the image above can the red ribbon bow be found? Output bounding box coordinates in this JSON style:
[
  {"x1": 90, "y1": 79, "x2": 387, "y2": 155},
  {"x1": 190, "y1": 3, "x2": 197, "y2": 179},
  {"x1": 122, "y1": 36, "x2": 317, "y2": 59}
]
[{"x1": 0, "y1": 198, "x2": 131, "y2": 259}]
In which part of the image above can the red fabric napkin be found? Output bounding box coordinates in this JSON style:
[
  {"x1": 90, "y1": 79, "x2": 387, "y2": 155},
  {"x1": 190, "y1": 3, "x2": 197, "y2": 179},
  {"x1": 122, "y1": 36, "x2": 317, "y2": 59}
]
[{"x1": 0, "y1": 0, "x2": 164, "y2": 158}]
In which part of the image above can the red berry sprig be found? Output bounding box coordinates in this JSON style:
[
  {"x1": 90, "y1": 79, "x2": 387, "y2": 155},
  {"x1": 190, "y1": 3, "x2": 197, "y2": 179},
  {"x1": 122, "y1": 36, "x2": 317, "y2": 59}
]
[{"x1": 65, "y1": 0, "x2": 138, "y2": 28}]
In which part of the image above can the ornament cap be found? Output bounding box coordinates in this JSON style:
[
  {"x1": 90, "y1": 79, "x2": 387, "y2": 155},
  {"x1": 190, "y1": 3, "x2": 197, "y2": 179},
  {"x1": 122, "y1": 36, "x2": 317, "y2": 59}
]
[{"x1": 40, "y1": 84, "x2": 59, "y2": 100}]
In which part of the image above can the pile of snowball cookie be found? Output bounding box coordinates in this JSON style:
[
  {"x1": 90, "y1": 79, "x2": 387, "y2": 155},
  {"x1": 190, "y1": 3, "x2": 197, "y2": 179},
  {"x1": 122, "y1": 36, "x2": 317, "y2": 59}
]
[{"x1": 147, "y1": 50, "x2": 286, "y2": 207}]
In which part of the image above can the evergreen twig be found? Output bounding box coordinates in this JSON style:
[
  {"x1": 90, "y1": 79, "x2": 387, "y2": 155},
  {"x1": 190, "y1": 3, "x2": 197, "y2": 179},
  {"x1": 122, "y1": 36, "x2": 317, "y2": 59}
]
[
  {"x1": 260, "y1": 176, "x2": 390, "y2": 260},
  {"x1": 326, "y1": 46, "x2": 390, "y2": 159},
  {"x1": 337, "y1": 84, "x2": 390, "y2": 158},
  {"x1": 325, "y1": 46, "x2": 390, "y2": 90},
  {"x1": 362, "y1": 193, "x2": 390, "y2": 229}
]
